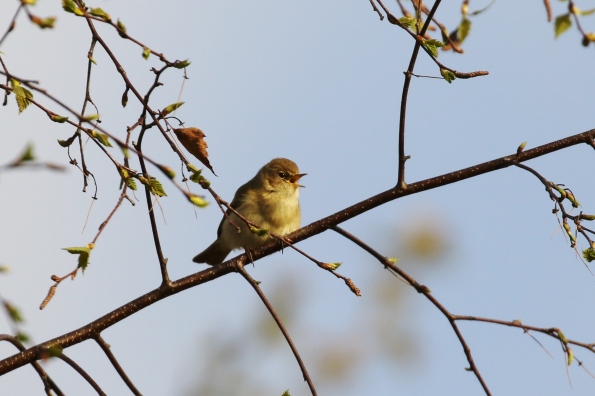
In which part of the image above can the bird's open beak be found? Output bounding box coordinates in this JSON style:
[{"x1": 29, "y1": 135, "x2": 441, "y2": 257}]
[{"x1": 290, "y1": 173, "x2": 307, "y2": 187}]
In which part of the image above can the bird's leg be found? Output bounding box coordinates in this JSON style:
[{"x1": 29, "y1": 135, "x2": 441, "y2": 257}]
[{"x1": 245, "y1": 248, "x2": 255, "y2": 267}]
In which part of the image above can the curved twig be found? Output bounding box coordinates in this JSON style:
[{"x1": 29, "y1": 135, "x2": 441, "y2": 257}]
[
  {"x1": 57, "y1": 353, "x2": 106, "y2": 396},
  {"x1": 236, "y1": 262, "x2": 317, "y2": 396},
  {"x1": 94, "y1": 335, "x2": 142, "y2": 396}
]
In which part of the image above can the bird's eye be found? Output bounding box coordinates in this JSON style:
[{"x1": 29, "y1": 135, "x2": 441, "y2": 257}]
[{"x1": 278, "y1": 171, "x2": 288, "y2": 179}]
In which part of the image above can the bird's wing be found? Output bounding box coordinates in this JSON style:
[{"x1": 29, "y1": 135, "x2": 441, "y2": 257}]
[{"x1": 216, "y1": 180, "x2": 252, "y2": 238}]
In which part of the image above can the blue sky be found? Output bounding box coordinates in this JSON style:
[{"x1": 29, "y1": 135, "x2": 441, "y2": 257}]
[{"x1": 1, "y1": 1, "x2": 595, "y2": 395}]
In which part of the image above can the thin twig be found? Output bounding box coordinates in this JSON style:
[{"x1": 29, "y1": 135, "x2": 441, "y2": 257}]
[
  {"x1": 94, "y1": 335, "x2": 142, "y2": 396},
  {"x1": 235, "y1": 262, "x2": 317, "y2": 396},
  {"x1": 57, "y1": 353, "x2": 106, "y2": 395},
  {"x1": 330, "y1": 226, "x2": 491, "y2": 394}
]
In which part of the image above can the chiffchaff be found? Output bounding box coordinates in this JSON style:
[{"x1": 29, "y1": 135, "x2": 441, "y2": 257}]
[{"x1": 193, "y1": 158, "x2": 306, "y2": 265}]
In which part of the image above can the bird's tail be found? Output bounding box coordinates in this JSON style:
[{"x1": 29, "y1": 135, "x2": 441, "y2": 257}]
[{"x1": 192, "y1": 240, "x2": 231, "y2": 265}]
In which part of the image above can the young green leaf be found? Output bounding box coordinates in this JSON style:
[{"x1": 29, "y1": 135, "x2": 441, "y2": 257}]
[
  {"x1": 440, "y1": 68, "x2": 456, "y2": 83},
  {"x1": 186, "y1": 163, "x2": 199, "y2": 173},
  {"x1": 189, "y1": 170, "x2": 204, "y2": 183},
  {"x1": 127, "y1": 177, "x2": 137, "y2": 191},
  {"x1": 398, "y1": 16, "x2": 416, "y2": 29},
  {"x1": 91, "y1": 130, "x2": 113, "y2": 147},
  {"x1": 5, "y1": 303, "x2": 23, "y2": 323},
  {"x1": 61, "y1": 0, "x2": 83, "y2": 15},
  {"x1": 29, "y1": 15, "x2": 56, "y2": 29},
  {"x1": 149, "y1": 177, "x2": 167, "y2": 197},
  {"x1": 324, "y1": 262, "x2": 342, "y2": 270},
  {"x1": 554, "y1": 14, "x2": 572, "y2": 38},
  {"x1": 250, "y1": 226, "x2": 269, "y2": 236},
  {"x1": 142, "y1": 47, "x2": 151, "y2": 60},
  {"x1": 82, "y1": 114, "x2": 100, "y2": 122},
  {"x1": 117, "y1": 19, "x2": 127, "y2": 38},
  {"x1": 422, "y1": 39, "x2": 445, "y2": 58},
  {"x1": 578, "y1": 8, "x2": 595, "y2": 16},
  {"x1": 62, "y1": 246, "x2": 91, "y2": 272},
  {"x1": 583, "y1": 247, "x2": 595, "y2": 262},
  {"x1": 458, "y1": 17, "x2": 472, "y2": 43},
  {"x1": 10, "y1": 79, "x2": 33, "y2": 113},
  {"x1": 48, "y1": 113, "x2": 68, "y2": 123},
  {"x1": 189, "y1": 195, "x2": 209, "y2": 208},
  {"x1": 62, "y1": 0, "x2": 77, "y2": 13},
  {"x1": 18, "y1": 144, "x2": 35, "y2": 162},
  {"x1": 173, "y1": 59, "x2": 191, "y2": 69},
  {"x1": 58, "y1": 136, "x2": 76, "y2": 147},
  {"x1": 161, "y1": 102, "x2": 185, "y2": 117},
  {"x1": 16, "y1": 332, "x2": 29, "y2": 343},
  {"x1": 90, "y1": 7, "x2": 111, "y2": 21}
]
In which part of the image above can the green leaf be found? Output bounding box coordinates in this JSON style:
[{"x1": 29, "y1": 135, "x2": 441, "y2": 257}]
[
  {"x1": 160, "y1": 102, "x2": 184, "y2": 117},
  {"x1": 61, "y1": 0, "x2": 77, "y2": 13},
  {"x1": 142, "y1": 47, "x2": 151, "y2": 60},
  {"x1": 440, "y1": 68, "x2": 456, "y2": 83},
  {"x1": 90, "y1": 7, "x2": 111, "y2": 21},
  {"x1": 325, "y1": 262, "x2": 342, "y2": 270},
  {"x1": 30, "y1": 15, "x2": 56, "y2": 29},
  {"x1": 91, "y1": 130, "x2": 113, "y2": 147},
  {"x1": 117, "y1": 19, "x2": 127, "y2": 38},
  {"x1": 18, "y1": 144, "x2": 35, "y2": 162},
  {"x1": 186, "y1": 163, "x2": 199, "y2": 173},
  {"x1": 458, "y1": 17, "x2": 471, "y2": 43},
  {"x1": 281, "y1": 390, "x2": 291, "y2": 396},
  {"x1": 189, "y1": 170, "x2": 204, "y2": 183},
  {"x1": 189, "y1": 195, "x2": 209, "y2": 208},
  {"x1": 554, "y1": 14, "x2": 572, "y2": 38},
  {"x1": 58, "y1": 136, "x2": 76, "y2": 147},
  {"x1": 49, "y1": 113, "x2": 68, "y2": 123},
  {"x1": 583, "y1": 247, "x2": 595, "y2": 262},
  {"x1": 5, "y1": 303, "x2": 23, "y2": 323},
  {"x1": 82, "y1": 114, "x2": 100, "y2": 122},
  {"x1": 118, "y1": 143, "x2": 130, "y2": 159},
  {"x1": 149, "y1": 177, "x2": 167, "y2": 197},
  {"x1": 250, "y1": 226, "x2": 269, "y2": 236},
  {"x1": 398, "y1": 16, "x2": 416, "y2": 29},
  {"x1": 567, "y1": 347, "x2": 574, "y2": 366},
  {"x1": 173, "y1": 59, "x2": 191, "y2": 69},
  {"x1": 422, "y1": 39, "x2": 444, "y2": 58},
  {"x1": 16, "y1": 332, "x2": 29, "y2": 343},
  {"x1": 127, "y1": 177, "x2": 137, "y2": 191},
  {"x1": 579, "y1": 8, "x2": 595, "y2": 16},
  {"x1": 10, "y1": 79, "x2": 33, "y2": 113},
  {"x1": 62, "y1": 246, "x2": 91, "y2": 272}
]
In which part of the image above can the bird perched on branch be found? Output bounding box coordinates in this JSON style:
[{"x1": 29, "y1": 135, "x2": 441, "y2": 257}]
[{"x1": 193, "y1": 158, "x2": 306, "y2": 265}]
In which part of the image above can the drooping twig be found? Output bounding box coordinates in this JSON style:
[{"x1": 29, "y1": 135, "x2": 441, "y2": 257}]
[
  {"x1": 57, "y1": 353, "x2": 106, "y2": 396},
  {"x1": 94, "y1": 335, "x2": 142, "y2": 396},
  {"x1": 236, "y1": 262, "x2": 318, "y2": 396},
  {"x1": 330, "y1": 225, "x2": 489, "y2": 395}
]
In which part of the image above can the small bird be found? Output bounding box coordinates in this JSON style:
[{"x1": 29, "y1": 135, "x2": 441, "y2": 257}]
[{"x1": 193, "y1": 158, "x2": 306, "y2": 265}]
